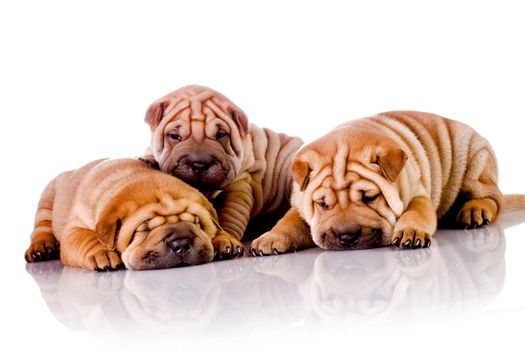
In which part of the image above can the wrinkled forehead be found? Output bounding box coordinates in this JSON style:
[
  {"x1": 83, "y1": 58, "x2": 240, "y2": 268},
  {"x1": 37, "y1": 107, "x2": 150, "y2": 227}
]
[
  {"x1": 158, "y1": 88, "x2": 239, "y2": 140},
  {"x1": 161, "y1": 88, "x2": 232, "y2": 123},
  {"x1": 312, "y1": 169, "x2": 380, "y2": 203}
]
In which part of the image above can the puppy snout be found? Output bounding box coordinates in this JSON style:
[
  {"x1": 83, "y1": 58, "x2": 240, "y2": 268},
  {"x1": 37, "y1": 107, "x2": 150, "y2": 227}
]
[
  {"x1": 165, "y1": 236, "x2": 192, "y2": 256},
  {"x1": 189, "y1": 161, "x2": 212, "y2": 173},
  {"x1": 335, "y1": 230, "x2": 361, "y2": 247}
]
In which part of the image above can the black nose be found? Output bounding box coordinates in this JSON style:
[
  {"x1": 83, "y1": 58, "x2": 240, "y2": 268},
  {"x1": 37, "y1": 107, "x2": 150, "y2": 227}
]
[
  {"x1": 190, "y1": 161, "x2": 211, "y2": 173},
  {"x1": 165, "y1": 236, "x2": 192, "y2": 256},
  {"x1": 336, "y1": 231, "x2": 361, "y2": 247}
]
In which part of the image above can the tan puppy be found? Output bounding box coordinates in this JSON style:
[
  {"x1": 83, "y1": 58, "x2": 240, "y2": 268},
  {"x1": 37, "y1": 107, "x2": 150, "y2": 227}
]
[
  {"x1": 251, "y1": 111, "x2": 525, "y2": 254},
  {"x1": 25, "y1": 159, "x2": 243, "y2": 271},
  {"x1": 143, "y1": 85, "x2": 303, "y2": 243}
]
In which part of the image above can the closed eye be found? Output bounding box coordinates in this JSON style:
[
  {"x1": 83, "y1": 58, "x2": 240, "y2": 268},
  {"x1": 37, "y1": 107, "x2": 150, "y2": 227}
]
[{"x1": 362, "y1": 193, "x2": 380, "y2": 204}]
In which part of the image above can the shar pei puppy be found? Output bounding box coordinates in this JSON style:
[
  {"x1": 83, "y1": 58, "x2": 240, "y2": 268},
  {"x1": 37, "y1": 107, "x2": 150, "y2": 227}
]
[
  {"x1": 143, "y1": 85, "x2": 303, "y2": 247},
  {"x1": 251, "y1": 111, "x2": 525, "y2": 254},
  {"x1": 25, "y1": 158, "x2": 242, "y2": 271}
]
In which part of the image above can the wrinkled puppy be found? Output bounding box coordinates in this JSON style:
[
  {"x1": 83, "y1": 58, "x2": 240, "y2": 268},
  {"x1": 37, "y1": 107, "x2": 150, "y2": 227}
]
[
  {"x1": 143, "y1": 85, "x2": 303, "y2": 242},
  {"x1": 25, "y1": 159, "x2": 243, "y2": 271},
  {"x1": 251, "y1": 111, "x2": 525, "y2": 254}
]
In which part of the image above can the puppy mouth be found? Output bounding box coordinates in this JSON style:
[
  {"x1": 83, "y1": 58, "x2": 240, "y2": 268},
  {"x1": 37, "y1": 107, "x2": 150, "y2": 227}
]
[
  {"x1": 170, "y1": 161, "x2": 232, "y2": 191},
  {"x1": 318, "y1": 227, "x2": 388, "y2": 250}
]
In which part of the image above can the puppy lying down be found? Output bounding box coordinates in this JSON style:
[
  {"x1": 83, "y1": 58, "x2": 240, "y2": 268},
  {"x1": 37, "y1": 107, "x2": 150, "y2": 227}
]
[
  {"x1": 252, "y1": 111, "x2": 525, "y2": 254},
  {"x1": 25, "y1": 159, "x2": 244, "y2": 271}
]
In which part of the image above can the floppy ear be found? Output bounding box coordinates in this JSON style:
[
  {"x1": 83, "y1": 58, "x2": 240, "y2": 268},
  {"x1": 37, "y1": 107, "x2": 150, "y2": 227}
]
[
  {"x1": 376, "y1": 147, "x2": 407, "y2": 182},
  {"x1": 95, "y1": 201, "x2": 136, "y2": 249},
  {"x1": 95, "y1": 216, "x2": 122, "y2": 250},
  {"x1": 227, "y1": 107, "x2": 249, "y2": 137},
  {"x1": 144, "y1": 101, "x2": 169, "y2": 131},
  {"x1": 293, "y1": 160, "x2": 312, "y2": 191}
]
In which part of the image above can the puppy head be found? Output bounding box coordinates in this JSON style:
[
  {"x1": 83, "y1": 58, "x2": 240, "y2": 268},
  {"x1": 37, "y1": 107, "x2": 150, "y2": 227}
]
[
  {"x1": 144, "y1": 85, "x2": 249, "y2": 192},
  {"x1": 292, "y1": 127, "x2": 407, "y2": 250},
  {"x1": 96, "y1": 198, "x2": 219, "y2": 270}
]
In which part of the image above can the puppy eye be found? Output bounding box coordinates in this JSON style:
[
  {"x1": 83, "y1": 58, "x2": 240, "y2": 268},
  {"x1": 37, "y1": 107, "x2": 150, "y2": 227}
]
[
  {"x1": 316, "y1": 200, "x2": 330, "y2": 210},
  {"x1": 168, "y1": 132, "x2": 182, "y2": 142},
  {"x1": 216, "y1": 130, "x2": 228, "y2": 140},
  {"x1": 362, "y1": 193, "x2": 380, "y2": 204}
]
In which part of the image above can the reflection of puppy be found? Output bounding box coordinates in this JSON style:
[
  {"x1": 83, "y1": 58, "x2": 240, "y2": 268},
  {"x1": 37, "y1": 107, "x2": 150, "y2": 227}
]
[
  {"x1": 25, "y1": 220, "x2": 511, "y2": 342},
  {"x1": 252, "y1": 111, "x2": 525, "y2": 254},
  {"x1": 143, "y1": 85, "x2": 303, "y2": 242},
  {"x1": 25, "y1": 262, "x2": 222, "y2": 345},
  {"x1": 25, "y1": 159, "x2": 243, "y2": 271},
  {"x1": 298, "y1": 224, "x2": 506, "y2": 328}
]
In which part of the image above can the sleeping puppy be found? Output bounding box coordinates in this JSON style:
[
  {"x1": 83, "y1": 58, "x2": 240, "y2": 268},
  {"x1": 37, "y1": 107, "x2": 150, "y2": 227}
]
[
  {"x1": 251, "y1": 111, "x2": 525, "y2": 254},
  {"x1": 25, "y1": 158, "x2": 243, "y2": 271},
  {"x1": 142, "y1": 85, "x2": 303, "y2": 243}
]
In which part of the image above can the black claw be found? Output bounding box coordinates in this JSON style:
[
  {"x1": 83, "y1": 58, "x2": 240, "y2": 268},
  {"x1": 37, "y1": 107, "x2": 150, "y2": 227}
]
[
  {"x1": 250, "y1": 249, "x2": 257, "y2": 257},
  {"x1": 258, "y1": 250, "x2": 264, "y2": 256},
  {"x1": 423, "y1": 239, "x2": 431, "y2": 248},
  {"x1": 273, "y1": 248, "x2": 280, "y2": 255},
  {"x1": 224, "y1": 246, "x2": 231, "y2": 255},
  {"x1": 402, "y1": 240, "x2": 412, "y2": 248},
  {"x1": 483, "y1": 219, "x2": 490, "y2": 226},
  {"x1": 414, "y1": 239, "x2": 422, "y2": 248},
  {"x1": 392, "y1": 238, "x2": 400, "y2": 247},
  {"x1": 46, "y1": 248, "x2": 55, "y2": 259}
]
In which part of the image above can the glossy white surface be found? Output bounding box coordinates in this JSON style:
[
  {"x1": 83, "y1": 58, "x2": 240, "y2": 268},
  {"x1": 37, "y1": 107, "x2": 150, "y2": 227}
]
[{"x1": 11, "y1": 211, "x2": 525, "y2": 349}]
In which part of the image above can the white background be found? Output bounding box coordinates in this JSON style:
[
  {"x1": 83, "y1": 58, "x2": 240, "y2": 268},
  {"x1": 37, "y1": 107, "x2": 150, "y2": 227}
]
[{"x1": 1, "y1": 1, "x2": 525, "y2": 349}]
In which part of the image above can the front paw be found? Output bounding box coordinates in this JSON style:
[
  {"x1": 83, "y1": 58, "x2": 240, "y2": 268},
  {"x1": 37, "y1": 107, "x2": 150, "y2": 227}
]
[
  {"x1": 250, "y1": 231, "x2": 295, "y2": 256},
  {"x1": 212, "y1": 231, "x2": 244, "y2": 260},
  {"x1": 391, "y1": 228, "x2": 432, "y2": 249},
  {"x1": 86, "y1": 250, "x2": 124, "y2": 271}
]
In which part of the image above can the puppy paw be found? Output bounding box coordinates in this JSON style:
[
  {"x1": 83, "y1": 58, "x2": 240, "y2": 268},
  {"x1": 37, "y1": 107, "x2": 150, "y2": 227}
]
[
  {"x1": 212, "y1": 231, "x2": 244, "y2": 260},
  {"x1": 250, "y1": 231, "x2": 295, "y2": 256},
  {"x1": 87, "y1": 250, "x2": 124, "y2": 271},
  {"x1": 456, "y1": 198, "x2": 498, "y2": 229},
  {"x1": 391, "y1": 228, "x2": 431, "y2": 249},
  {"x1": 25, "y1": 237, "x2": 60, "y2": 262}
]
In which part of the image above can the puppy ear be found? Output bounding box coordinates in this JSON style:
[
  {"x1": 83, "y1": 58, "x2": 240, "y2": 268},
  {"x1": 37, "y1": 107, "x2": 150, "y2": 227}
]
[
  {"x1": 293, "y1": 160, "x2": 312, "y2": 191},
  {"x1": 376, "y1": 147, "x2": 407, "y2": 182},
  {"x1": 144, "y1": 101, "x2": 168, "y2": 131},
  {"x1": 227, "y1": 107, "x2": 249, "y2": 136},
  {"x1": 95, "y1": 216, "x2": 122, "y2": 250},
  {"x1": 95, "y1": 201, "x2": 135, "y2": 249}
]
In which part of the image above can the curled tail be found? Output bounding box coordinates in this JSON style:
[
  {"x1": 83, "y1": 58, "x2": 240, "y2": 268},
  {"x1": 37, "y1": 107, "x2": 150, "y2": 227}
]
[
  {"x1": 502, "y1": 194, "x2": 525, "y2": 212},
  {"x1": 25, "y1": 178, "x2": 60, "y2": 262}
]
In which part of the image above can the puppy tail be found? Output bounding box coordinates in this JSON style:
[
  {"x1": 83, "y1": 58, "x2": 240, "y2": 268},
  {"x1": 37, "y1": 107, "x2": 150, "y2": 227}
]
[{"x1": 502, "y1": 194, "x2": 525, "y2": 212}]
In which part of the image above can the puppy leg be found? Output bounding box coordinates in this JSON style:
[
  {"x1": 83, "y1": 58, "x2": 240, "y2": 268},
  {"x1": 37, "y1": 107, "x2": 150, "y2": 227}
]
[
  {"x1": 60, "y1": 227, "x2": 123, "y2": 271},
  {"x1": 25, "y1": 178, "x2": 60, "y2": 262},
  {"x1": 250, "y1": 207, "x2": 315, "y2": 255},
  {"x1": 219, "y1": 178, "x2": 254, "y2": 241},
  {"x1": 392, "y1": 196, "x2": 436, "y2": 249},
  {"x1": 212, "y1": 230, "x2": 245, "y2": 260},
  {"x1": 456, "y1": 143, "x2": 502, "y2": 228}
]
